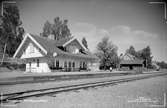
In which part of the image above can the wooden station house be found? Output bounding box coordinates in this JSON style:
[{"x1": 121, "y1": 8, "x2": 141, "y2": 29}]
[{"x1": 13, "y1": 33, "x2": 99, "y2": 73}]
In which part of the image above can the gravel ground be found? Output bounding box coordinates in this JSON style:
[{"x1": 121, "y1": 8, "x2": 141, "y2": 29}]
[
  {"x1": 2, "y1": 75, "x2": 167, "y2": 108},
  {"x1": 0, "y1": 71, "x2": 111, "y2": 79},
  {"x1": 0, "y1": 69, "x2": 162, "y2": 79},
  {"x1": 0, "y1": 73, "x2": 159, "y2": 94}
]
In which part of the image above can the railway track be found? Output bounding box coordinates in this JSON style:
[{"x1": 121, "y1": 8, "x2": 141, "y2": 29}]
[{"x1": 1, "y1": 72, "x2": 167, "y2": 103}]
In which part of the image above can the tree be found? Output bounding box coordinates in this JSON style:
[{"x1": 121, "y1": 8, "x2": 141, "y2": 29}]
[
  {"x1": 96, "y1": 37, "x2": 119, "y2": 70},
  {"x1": 82, "y1": 37, "x2": 88, "y2": 49},
  {"x1": 41, "y1": 17, "x2": 71, "y2": 40},
  {"x1": 126, "y1": 45, "x2": 153, "y2": 68},
  {"x1": 0, "y1": 4, "x2": 24, "y2": 62},
  {"x1": 140, "y1": 46, "x2": 152, "y2": 68},
  {"x1": 61, "y1": 19, "x2": 71, "y2": 39},
  {"x1": 42, "y1": 21, "x2": 52, "y2": 37},
  {"x1": 157, "y1": 61, "x2": 167, "y2": 69},
  {"x1": 126, "y1": 46, "x2": 136, "y2": 56}
]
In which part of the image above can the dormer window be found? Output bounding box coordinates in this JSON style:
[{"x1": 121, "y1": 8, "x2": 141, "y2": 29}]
[{"x1": 67, "y1": 45, "x2": 79, "y2": 54}]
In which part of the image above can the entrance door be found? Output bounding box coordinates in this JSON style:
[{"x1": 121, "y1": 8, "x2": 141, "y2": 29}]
[
  {"x1": 29, "y1": 62, "x2": 31, "y2": 72},
  {"x1": 129, "y1": 65, "x2": 133, "y2": 70},
  {"x1": 64, "y1": 61, "x2": 67, "y2": 71},
  {"x1": 68, "y1": 61, "x2": 71, "y2": 71},
  {"x1": 83, "y1": 62, "x2": 87, "y2": 70}
]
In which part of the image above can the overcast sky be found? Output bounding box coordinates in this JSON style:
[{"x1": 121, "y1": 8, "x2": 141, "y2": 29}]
[{"x1": 16, "y1": 0, "x2": 167, "y2": 62}]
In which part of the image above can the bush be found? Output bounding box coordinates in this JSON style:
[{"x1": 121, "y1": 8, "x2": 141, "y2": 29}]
[{"x1": 0, "y1": 62, "x2": 25, "y2": 71}]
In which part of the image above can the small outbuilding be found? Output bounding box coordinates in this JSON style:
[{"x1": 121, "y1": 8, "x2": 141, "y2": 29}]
[{"x1": 119, "y1": 53, "x2": 144, "y2": 71}]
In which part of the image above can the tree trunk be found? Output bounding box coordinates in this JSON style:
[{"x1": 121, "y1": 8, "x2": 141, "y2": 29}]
[{"x1": 1, "y1": 43, "x2": 7, "y2": 65}]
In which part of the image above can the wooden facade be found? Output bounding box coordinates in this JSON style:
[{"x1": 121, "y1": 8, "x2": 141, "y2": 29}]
[
  {"x1": 119, "y1": 53, "x2": 144, "y2": 72},
  {"x1": 13, "y1": 33, "x2": 99, "y2": 73}
]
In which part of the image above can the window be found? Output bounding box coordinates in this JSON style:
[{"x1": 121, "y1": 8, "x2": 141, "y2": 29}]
[
  {"x1": 29, "y1": 62, "x2": 31, "y2": 67},
  {"x1": 29, "y1": 44, "x2": 35, "y2": 53},
  {"x1": 64, "y1": 61, "x2": 67, "y2": 68},
  {"x1": 37, "y1": 59, "x2": 39, "y2": 67},
  {"x1": 83, "y1": 62, "x2": 85, "y2": 69},
  {"x1": 38, "y1": 48, "x2": 42, "y2": 52},
  {"x1": 67, "y1": 46, "x2": 79, "y2": 54},
  {"x1": 68, "y1": 61, "x2": 72, "y2": 71},
  {"x1": 83, "y1": 62, "x2": 87, "y2": 69},
  {"x1": 56, "y1": 60, "x2": 59, "y2": 68},
  {"x1": 72, "y1": 62, "x2": 75, "y2": 68},
  {"x1": 69, "y1": 61, "x2": 71, "y2": 68},
  {"x1": 80, "y1": 62, "x2": 82, "y2": 68},
  {"x1": 23, "y1": 49, "x2": 26, "y2": 55}
]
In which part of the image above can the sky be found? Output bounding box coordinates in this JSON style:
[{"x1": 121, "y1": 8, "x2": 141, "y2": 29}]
[{"x1": 15, "y1": 0, "x2": 167, "y2": 62}]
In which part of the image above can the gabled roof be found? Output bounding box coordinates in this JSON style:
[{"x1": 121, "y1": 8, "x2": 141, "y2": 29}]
[
  {"x1": 120, "y1": 53, "x2": 143, "y2": 65},
  {"x1": 14, "y1": 33, "x2": 97, "y2": 60},
  {"x1": 120, "y1": 53, "x2": 136, "y2": 60},
  {"x1": 54, "y1": 37, "x2": 73, "y2": 46},
  {"x1": 30, "y1": 34, "x2": 66, "y2": 54},
  {"x1": 120, "y1": 59, "x2": 143, "y2": 65}
]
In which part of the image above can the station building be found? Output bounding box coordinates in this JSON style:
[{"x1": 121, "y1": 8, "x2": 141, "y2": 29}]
[
  {"x1": 13, "y1": 33, "x2": 99, "y2": 73},
  {"x1": 119, "y1": 53, "x2": 144, "y2": 71}
]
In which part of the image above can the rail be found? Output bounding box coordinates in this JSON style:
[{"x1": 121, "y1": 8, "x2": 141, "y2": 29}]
[{"x1": 0, "y1": 72, "x2": 166, "y2": 103}]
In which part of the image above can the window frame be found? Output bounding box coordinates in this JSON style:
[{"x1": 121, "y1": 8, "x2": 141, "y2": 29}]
[
  {"x1": 37, "y1": 59, "x2": 39, "y2": 67},
  {"x1": 72, "y1": 62, "x2": 75, "y2": 68},
  {"x1": 64, "y1": 61, "x2": 67, "y2": 68},
  {"x1": 29, "y1": 43, "x2": 35, "y2": 53},
  {"x1": 56, "y1": 60, "x2": 59, "y2": 68}
]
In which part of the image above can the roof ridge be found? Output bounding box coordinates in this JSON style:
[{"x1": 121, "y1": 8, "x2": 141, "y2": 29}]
[
  {"x1": 30, "y1": 34, "x2": 74, "y2": 45},
  {"x1": 30, "y1": 34, "x2": 56, "y2": 42}
]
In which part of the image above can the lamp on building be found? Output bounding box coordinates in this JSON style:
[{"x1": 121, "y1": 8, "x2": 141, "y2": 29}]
[{"x1": 53, "y1": 52, "x2": 57, "y2": 57}]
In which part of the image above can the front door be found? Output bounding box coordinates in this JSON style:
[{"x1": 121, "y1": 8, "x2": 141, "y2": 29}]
[
  {"x1": 29, "y1": 62, "x2": 31, "y2": 72},
  {"x1": 68, "y1": 61, "x2": 71, "y2": 71},
  {"x1": 83, "y1": 62, "x2": 87, "y2": 70}
]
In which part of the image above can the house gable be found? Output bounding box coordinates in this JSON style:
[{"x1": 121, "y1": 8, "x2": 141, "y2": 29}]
[
  {"x1": 120, "y1": 53, "x2": 143, "y2": 65},
  {"x1": 122, "y1": 53, "x2": 135, "y2": 60},
  {"x1": 63, "y1": 38, "x2": 87, "y2": 51},
  {"x1": 65, "y1": 39, "x2": 85, "y2": 54},
  {"x1": 21, "y1": 42, "x2": 44, "y2": 59},
  {"x1": 13, "y1": 33, "x2": 47, "y2": 58}
]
